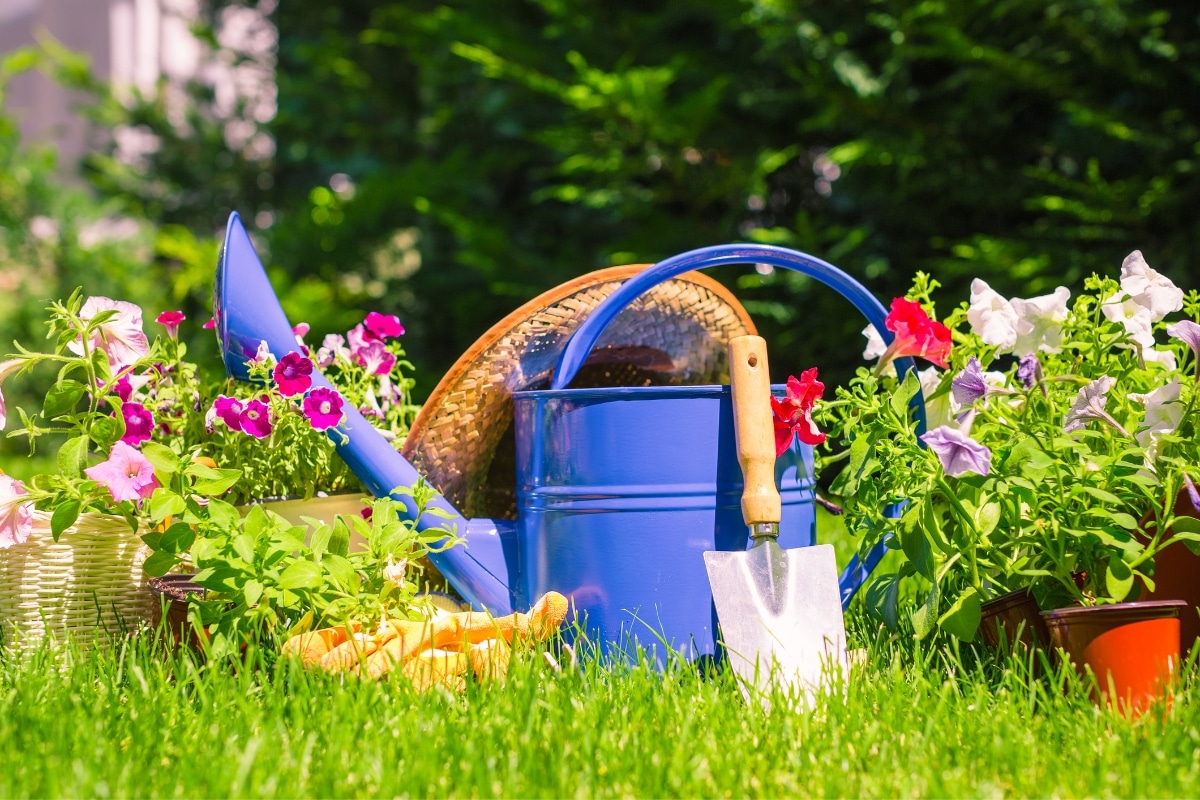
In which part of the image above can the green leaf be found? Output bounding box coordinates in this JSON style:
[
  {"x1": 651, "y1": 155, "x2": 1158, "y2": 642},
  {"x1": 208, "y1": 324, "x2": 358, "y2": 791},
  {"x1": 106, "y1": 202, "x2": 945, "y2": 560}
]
[
  {"x1": 277, "y1": 560, "x2": 322, "y2": 590},
  {"x1": 974, "y1": 500, "x2": 1001, "y2": 538},
  {"x1": 57, "y1": 436, "x2": 89, "y2": 478},
  {"x1": 890, "y1": 370, "x2": 922, "y2": 420},
  {"x1": 1105, "y1": 559, "x2": 1134, "y2": 602},
  {"x1": 43, "y1": 380, "x2": 86, "y2": 418},
  {"x1": 309, "y1": 523, "x2": 332, "y2": 558},
  {"x1": 1079, "y1": 486, "x2": 1122, "y2": 505},
  {"x1": 147, "y1": 489, "x2": 187, "y2": 523},
  {"x1": 243, "y1": 578, "x2": 264, "y2": 607},
  {"x1": 50, "y1": 500, "x2": 81, "y2": 540},
  {"x1": 900, "y1": 509, "x2": 935, "y2": 581},
  {"x1": 911, "y1": 582, "x2": 940, "y2": 640},
  {"x1": 1004, "y1": 439, "x2": 1054, "y2": 481},
  {"x1": 90, "y1": 415, "x2": 125, "y2": 449},
  {"x1": 141, "y1": 443, "x2": 180, "y2": 477},
  {"x1": 191, "y1": 468, "x2": 242, "y2": 496},
  {"x1": 329, "y1": 518, "x2": 351, "y2": 558},
  {"x1": 1108, "y1": 512, "x2": 1139, "y2": 530},
  {"x1": 142, "y1": 551, "x2": 178, "y2": 578},
  {"x1": 1171, "y1": 517, "x2": 1200, "y2": 536},
  {"x1": 938, "y1": 588, "x2": 981, "y2": 641},
  {"x1": 206, "y1": 499, "x2": 240, "y2": 532},
  {"x1": 832, "y1": 434, "x2": 876, "y2": 497},
  {"x1": 232, "y1": 533, "x2": 256, "y2": 564},
  {"x1": 159, "y1": 522, "x2": 196, "y2": 554},
  {"x1": 322, "y1": 554, "x2": 356, "y2": 589}
]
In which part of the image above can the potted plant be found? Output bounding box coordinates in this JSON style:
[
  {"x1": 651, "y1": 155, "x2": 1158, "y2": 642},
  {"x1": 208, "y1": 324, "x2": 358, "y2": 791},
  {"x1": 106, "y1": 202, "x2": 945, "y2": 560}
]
[{"x1": 818, "y1": 252, "x2": 1200, "y2": 711}]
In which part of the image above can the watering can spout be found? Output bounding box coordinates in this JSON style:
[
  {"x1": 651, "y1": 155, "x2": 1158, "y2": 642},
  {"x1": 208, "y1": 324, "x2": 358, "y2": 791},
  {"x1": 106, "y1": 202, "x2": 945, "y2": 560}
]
[{"x1": 213, "y1": 212, "x2": 516, "y2": 614}]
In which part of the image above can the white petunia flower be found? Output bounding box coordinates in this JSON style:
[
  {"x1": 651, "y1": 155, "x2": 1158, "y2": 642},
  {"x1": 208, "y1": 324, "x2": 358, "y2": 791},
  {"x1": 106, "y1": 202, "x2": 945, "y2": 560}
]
[
  {"x1": 1130, "y1": 380, "x2": 1183, "y2": 462},
  {"x1": 967, "y1": 279, "x2": 1019, "y2": 352},
  {"x1": 1118, "y1": 250, "x2": 1183, "y2": 321},
  {"x1": 1010, "y1": 287, "x2": 1071, "y2": 356}
]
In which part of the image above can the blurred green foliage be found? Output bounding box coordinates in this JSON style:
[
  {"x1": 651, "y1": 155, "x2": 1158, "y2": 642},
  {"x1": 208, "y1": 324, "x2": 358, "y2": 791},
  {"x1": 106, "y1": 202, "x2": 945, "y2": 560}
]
[{"x1": 3, "y1": 0, "x2": 1199, "y2": 449}]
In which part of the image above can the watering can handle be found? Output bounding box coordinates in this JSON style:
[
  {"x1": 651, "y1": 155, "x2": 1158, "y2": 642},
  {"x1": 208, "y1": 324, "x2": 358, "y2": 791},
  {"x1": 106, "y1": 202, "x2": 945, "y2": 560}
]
[{"x1": 549, "y1": 243, "x2": 927, "y2": 608}]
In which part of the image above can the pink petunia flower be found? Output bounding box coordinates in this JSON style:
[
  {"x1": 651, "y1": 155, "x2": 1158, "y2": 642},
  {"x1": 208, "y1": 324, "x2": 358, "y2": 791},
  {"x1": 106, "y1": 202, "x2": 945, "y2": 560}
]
[
  {"x1": 238, "y1": 398, "x2": 273, "y2": 438},
  {"x1": 364, "y1": 311, "x2": 405, "y2": 339},
  {"x1": 68, "y1": 297, "x2": 150, "y2": 370},
  {"x1": 156, "y1": 310, "x2": 186, "y2": 339},
  {"x1": 84, "y1": 441, "x2": 161, "y2": 503},
  {"x1": 303, "y1": 387, "x2": 345, "y2": 430},
  {"x1": 203, "y1": 317, "x2": 217, "y2": 330},
  {"x1": 120, "y1": 402, "x2": 155, "y2": 446},
  {"x1": 0, "y1": 475, "x2": 34, "y2": 549},
  {"x1": 273, "y1": 352, "x2": 314, "y2": 397},
  {"x1": 211, "y1": 395, "x2": 245, "y2": 431},
  {"x1": 347, "y1": 324, "x2": 373, "y2": 358},
  {"x1": 771, "y1": 368, "x2": 827, "y2": 456},
  {"x1": 354, "y1": 339, "x2": 397, "y2": 376},
  {"x1": 293, "y1": 322, "x2": 310, "y2": 339},
  {"x1": 317, "y1": 333, "x2": 349, "y2": 368}
]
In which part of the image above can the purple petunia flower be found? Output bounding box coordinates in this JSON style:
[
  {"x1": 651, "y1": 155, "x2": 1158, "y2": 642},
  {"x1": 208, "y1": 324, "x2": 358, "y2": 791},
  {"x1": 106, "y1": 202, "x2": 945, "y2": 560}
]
[
  {"x1": 1063, "y1": 376, "x2": 1129, "y2": 436},
  {"x1": 951, "y1": 357, "x2": 988, "y2": 405},
  {"x1": 113, "y1": 374, "x2": 135, "y2": 403},
  {"x1": 920, "y1": 425, "x2": 993, "y2": 477},
  {"x1": 120, "y1": 402, "x2": 155, "y2": 446},
  {"x1": 1016, "y1": 353, "x2": 1043, "y2": 390},
  {"x1": 273, "y1": 351, "x2": 314, "y2": 397},
  {"x1": 303, "y1": 387, "x2": 344, "y2": 430},
  {"x1": 1185, "y1": 473, "x2": 1200, "y2": 514},
  {"x1": 1168, "y1": 320, "x2": 1200, "y2": 367},
  {"x1": 239, "y1": 398, "x2": 272, "y2": 438}
]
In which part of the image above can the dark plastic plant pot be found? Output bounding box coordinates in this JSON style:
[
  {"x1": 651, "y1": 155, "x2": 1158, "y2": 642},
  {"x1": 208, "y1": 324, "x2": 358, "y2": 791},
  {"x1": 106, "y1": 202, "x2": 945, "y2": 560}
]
[
  {"x1": 1041, "y1": 600, "x2": 1186, "y2": 716},
  {"x1": 148, "y1": 573, "x2": 206, "y2": 649},
  {"x1": 979, "y1": 588, "x2": 1048, "y2": 650},
  {"x1": 1138, "y1": 489, "x2": 1200, "y2": 657}
]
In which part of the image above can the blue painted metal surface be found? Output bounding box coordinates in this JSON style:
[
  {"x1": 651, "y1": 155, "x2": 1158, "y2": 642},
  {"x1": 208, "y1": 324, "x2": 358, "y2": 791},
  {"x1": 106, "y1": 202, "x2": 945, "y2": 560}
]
[
  {"x1": 214, "y1": 213, "x2": 924, "y2": 658},
  {"x1": 511, "y1": 384, "x2": 815, "y2": 661}
]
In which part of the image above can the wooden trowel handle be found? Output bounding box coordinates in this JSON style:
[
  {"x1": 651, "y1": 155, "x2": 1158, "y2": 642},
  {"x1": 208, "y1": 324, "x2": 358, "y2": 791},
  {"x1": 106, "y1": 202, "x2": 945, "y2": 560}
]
[{"x1": 729, "y1": 335, "x2": 782, "y2": 528}]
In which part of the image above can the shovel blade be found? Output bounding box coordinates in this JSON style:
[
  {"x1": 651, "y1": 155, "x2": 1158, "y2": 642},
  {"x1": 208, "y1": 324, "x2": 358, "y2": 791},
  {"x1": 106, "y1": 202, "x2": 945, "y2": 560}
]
[{"x1": 703, "y1": 541, "x2": 847, "y2": 701}]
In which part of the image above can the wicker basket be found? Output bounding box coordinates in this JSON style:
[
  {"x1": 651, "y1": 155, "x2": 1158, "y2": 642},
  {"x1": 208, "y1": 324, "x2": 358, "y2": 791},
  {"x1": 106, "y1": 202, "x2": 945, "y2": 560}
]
[{"x1": 0, "y1": 511, "x2": 155, "y2": 648}]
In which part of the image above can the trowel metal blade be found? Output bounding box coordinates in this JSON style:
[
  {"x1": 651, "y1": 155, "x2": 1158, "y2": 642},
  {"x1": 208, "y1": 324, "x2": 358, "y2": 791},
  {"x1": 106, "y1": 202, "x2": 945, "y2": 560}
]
[{"x1": 703, "y1": 541, "x2": 848, "y2": 701}]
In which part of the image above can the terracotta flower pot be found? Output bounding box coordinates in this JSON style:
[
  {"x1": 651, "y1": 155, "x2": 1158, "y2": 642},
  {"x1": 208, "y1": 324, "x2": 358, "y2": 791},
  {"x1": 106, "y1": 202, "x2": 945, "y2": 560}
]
[
  {"x1": 148, "y1": 573, "x2": 206, "y2": 649},
  {"x1": 1041, "y1": 600, "x2": 1185, "y2": 715},
  {"x1": 1138, "y1": 489, "x2": 1200, "y2": 657},
  {"x1": 979, "y1": 588, "x2": 1048, "y2": 650}
]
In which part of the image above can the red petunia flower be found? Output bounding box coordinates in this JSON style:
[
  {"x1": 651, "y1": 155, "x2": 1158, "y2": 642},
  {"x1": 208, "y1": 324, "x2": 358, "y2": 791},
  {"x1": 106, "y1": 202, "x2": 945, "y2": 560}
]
[
  {"x1": 273, "y1": 351, "x2": 314, "y2": 397},
  {"x1": 878, "y1": 297, "x2": 952, "y2": 370},
  {"x1": 770, "y1": 368, "x2": 826, "y2": 456}
]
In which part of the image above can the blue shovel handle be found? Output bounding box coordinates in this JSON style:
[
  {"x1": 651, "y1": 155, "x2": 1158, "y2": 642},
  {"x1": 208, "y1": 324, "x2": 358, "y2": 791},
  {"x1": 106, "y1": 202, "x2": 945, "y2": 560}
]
[{"x1": 550, "y1": 244, "x2": 927, "y2": 608}]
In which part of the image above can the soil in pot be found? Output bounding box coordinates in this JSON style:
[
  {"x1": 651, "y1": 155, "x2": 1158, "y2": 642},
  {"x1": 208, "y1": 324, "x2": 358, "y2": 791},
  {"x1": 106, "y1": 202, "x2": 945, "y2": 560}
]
[
  {"x1": 1138, "y1": 489, "x2": 1200, "y2": 657},
  {"x1": 1042, "y1": 600, "x2": 1185, "y2": 716},
  {"x1": 979, "y1": 588, "x2": 1048, "y2": 650}
]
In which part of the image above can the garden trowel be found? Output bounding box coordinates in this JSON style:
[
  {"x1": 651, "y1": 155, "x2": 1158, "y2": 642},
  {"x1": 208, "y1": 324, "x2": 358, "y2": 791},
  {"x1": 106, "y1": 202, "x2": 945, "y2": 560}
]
[{"x1": 703, "y1": 335, "x2": 848, "y2": 702}]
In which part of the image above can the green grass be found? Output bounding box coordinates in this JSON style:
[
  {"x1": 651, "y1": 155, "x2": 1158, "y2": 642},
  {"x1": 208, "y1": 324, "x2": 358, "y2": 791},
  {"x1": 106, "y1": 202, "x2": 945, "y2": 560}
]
[{"x1": 2, "y1": 621, "x2": 1199, "y2": 798}]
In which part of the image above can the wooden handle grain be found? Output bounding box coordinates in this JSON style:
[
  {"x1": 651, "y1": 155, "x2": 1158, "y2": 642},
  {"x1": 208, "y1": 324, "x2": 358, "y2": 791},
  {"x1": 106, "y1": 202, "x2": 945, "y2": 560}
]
[{"x1": 729, "y1": 335, "x2": 782, "y2": 526}]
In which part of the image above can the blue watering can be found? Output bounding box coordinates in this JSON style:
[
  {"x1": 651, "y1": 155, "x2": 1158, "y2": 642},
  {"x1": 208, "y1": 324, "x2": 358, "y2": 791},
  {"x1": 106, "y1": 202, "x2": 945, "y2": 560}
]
[{"x1": 214, "y1": 212, "x2": 922, "y2": 660}]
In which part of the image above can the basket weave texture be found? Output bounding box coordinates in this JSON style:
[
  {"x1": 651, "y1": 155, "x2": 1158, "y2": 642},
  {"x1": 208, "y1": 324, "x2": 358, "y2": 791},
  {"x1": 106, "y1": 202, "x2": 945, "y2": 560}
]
[
  {"x1": 0, "y1": 511, "x2": 155, "y2": 647},
  {"x1": 402, "y1": 266, "x2": 756, "y2": 521}
]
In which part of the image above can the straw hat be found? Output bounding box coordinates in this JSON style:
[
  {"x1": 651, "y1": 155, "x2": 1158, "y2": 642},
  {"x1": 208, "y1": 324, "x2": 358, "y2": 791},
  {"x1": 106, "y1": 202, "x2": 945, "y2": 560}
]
[{"x1": 402, "y1": 265, "x2": 756, "y2": 521}]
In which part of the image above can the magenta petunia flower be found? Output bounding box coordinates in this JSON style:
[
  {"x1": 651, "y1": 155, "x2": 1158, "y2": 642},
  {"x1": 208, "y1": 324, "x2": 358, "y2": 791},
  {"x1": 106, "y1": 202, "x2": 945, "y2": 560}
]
[
  {"x1": 238, "y1": 398, "x2": 273, "y2": 438},
  {"x1": 212, "y1": 395, "x2": 244, "y2": 431},
  {"x1": 364, "y1": 311, "x2": 405, "y2": 339},
  {"x1": 156, "y1": 310, "x2": 186, "y2": 339},
  {"x1": 303, "y1": 387, "x2": 345, "y2": 430},
  {"x1": 203, "y1": 317, "x2": 216, "y2": 330},
  {"x1": 84, "y1": 441, "x2": 161, "y2": 503},
  {"x1": 354, "y1": 339, "x2": 397, "y2": 376},
  {"x1": 273, "y1": 352, "x2": 314, "y2": 397},
  {"x1": 0, "y1": 475, "x2": 33, "y2": 549},
  {"x1": 293, "y1": 322, "x2": 310, "y2": 339},
  {"x1": 120, "y1": 401, "x2": 155, "y2": 446}
]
